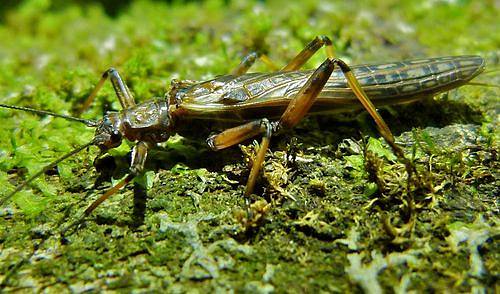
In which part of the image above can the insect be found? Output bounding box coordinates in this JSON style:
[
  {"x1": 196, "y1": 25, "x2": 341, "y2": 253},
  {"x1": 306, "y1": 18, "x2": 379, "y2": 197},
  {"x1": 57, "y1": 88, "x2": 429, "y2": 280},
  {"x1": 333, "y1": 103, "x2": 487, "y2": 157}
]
[{"x1": 0, "y1": 36, "x2": 485, "y2": 218}]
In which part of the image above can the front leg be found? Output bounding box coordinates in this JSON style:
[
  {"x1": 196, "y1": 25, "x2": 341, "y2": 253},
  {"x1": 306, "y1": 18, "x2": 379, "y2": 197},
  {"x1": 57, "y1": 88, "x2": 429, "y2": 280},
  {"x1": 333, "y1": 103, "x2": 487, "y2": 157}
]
[
  {"x1": 79, "y1": 68, "x2": 137, "y2": 115},
  {"x1": 83, "y1": 141, "x2": 151, "y2": 215}
]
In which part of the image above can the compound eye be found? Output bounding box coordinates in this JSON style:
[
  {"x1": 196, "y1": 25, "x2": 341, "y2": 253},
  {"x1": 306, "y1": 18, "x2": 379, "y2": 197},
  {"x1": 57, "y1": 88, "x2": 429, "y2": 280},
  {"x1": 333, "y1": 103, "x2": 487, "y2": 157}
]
[{"x1": 111, "y1": 131, "x2": 121, "y2": 141}]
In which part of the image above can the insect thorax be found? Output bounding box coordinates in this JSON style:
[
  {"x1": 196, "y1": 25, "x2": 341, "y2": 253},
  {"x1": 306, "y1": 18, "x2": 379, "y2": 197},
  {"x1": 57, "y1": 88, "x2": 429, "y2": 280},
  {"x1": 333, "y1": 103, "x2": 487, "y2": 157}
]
[{"x1": 120, "y1": 100, "x2": 172, "y2": 143}]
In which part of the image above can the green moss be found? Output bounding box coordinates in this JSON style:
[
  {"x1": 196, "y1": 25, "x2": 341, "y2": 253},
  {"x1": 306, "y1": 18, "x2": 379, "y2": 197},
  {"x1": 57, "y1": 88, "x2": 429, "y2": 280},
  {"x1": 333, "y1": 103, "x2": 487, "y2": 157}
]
[{"x1": 0, "y1": 0, "x2": 498, "y2": 292}]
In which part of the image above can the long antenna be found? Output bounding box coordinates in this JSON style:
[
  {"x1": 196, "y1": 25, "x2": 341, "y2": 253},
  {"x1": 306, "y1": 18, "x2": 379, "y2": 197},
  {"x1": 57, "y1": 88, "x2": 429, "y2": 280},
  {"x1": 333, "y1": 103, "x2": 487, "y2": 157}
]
[
  {"x1": 0, "y1": 103, "x2": 98, "y2": 127},
  {"x1": 466, "y1": 82, "x2": 500, "y2": 89},
  {"x1": 0, "y1": 140, "x2": 96, "y2": 206}
]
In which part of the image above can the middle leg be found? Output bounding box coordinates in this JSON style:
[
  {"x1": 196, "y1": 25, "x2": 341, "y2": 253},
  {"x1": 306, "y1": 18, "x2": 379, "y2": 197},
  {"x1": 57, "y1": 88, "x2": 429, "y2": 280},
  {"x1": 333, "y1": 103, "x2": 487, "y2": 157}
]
[
  {"x1": 209, "y1": 57, "x2": 397, "y2": 197},
  {"x1": 213, "y1": 36, "x2": 398, "y2": 197},
  {"x1": 207, "y1": 58, "x2": 336, "y2": 197},
  {"x1": 231, "y1": 35, "x2": 335, "y2": 76},
  {"x1": 231, "y1": 52, "x2": 279, "y2": 76}
]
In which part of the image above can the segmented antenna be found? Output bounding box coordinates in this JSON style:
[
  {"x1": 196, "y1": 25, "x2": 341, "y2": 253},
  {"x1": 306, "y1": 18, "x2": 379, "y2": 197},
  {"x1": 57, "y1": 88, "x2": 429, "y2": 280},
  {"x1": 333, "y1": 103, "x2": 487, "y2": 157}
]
[
  {"x1": 466, "y1": 82, "x2": 500, "y2": 88},
  {"x1": 0, "y1": 140, "x2": 96, "y2": 206},
  {"x1": 0, "y1": 103, "x2": 98, "y2": 127}
]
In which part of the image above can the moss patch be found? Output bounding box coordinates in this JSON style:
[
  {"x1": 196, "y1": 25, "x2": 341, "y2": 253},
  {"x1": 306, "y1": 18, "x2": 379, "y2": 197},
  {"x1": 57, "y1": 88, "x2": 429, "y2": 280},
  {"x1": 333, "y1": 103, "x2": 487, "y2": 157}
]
[{"x1": 0, "y1": 0, "x2": 498, "y2": 292}]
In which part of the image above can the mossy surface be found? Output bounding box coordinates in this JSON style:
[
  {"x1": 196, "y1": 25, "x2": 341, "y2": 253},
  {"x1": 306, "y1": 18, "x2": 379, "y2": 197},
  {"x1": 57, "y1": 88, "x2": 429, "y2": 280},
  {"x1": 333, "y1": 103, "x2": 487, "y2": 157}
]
[{"x1": 0, "y1": 0, "x2": 498, "y2": 292}]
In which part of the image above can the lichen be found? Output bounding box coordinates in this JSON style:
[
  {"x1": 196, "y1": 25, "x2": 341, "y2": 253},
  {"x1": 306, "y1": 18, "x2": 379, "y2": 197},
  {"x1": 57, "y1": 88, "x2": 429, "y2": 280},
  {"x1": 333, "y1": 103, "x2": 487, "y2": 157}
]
[{"x1": 0, "y1": 0, "x2": 498, "y2": 292}]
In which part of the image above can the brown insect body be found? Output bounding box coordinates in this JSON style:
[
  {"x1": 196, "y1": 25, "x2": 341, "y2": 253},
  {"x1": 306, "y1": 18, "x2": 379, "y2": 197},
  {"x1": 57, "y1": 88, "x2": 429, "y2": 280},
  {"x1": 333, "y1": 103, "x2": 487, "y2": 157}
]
[
  {"x1": 93, "y1": 55, "x2": 485, "y2": 168},
  {"x1": 95, "y1": 100, "x2": 172, "y2": 150},
  {"x1": 0, "y1": 35, "x2": 486, "y2": 217},
  {"x1": 169, "y1": 55, "x2": 484, "y2": 123}
]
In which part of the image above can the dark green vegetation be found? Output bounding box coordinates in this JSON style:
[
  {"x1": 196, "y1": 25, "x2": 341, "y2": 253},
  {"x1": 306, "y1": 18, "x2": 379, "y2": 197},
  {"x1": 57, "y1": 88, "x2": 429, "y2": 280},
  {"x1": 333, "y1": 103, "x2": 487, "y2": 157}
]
[{"x1": 0, "y1": 0, "x2": 498, "y2": 292}]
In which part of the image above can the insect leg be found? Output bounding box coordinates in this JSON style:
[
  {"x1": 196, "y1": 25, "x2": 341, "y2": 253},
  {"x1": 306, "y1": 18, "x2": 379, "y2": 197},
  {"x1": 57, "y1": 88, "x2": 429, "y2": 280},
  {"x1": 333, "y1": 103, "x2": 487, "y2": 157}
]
[
  {"x1": 279, "y1": 57, "x2": 394, "y2": 143},
  {"x1": 244, "y1": 123, "x2": 271, "y2": 197},
  {"x1": 282, "y1": 35, "x2": 335, "y2": 71},
  {"x1": 333, "y1": 60, "x2": 394, "y2": 143},
  {"x1": 208, "y1": 60, "x2": 337, "y2": 196},
  {"x1": 210, "y1": 58, "x2": 396, "y2": 197},
  {"x1": 207, "y1": 119, "x2": 270, "y2": 150},
  {"x1": 207, "y1": 119, "x2": 273, "y2": 196},
  {"x1": 278, "y1": 58, "x2": 334, "y2": 129},
  {"x1": 83, "y1": 174, "x2": 134, "y2": 216},
  {"x1": 129, "y1": 141, "x2": 151, "y2": 173},
  {"x1": 231, "y1": 52, "x2": 279, "y2": 76},
  {"x1": 278, "y1": 36, "x2": 393, "y2": 141},
  {"x1": 79, "y1": 68, "x2": 136, "y2": 114},
  {"x1": 232, "y1": 35, "x2": 334, "y2": 76},
  {"x1": 232, "y1": 35, "x2": 334, "y2": 75},
  {"x1": 208, "y1": 59, "x2": 339, "y2": 197},
  {"x1": 83, "y1": 141, "x2": 150, "y2": 215}
]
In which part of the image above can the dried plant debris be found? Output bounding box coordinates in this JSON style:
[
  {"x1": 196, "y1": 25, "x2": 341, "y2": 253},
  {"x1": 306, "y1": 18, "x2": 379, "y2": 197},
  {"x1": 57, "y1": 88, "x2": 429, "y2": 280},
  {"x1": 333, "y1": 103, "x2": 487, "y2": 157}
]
[{"x1": 0, "y1": 0, "x2": 498, "y2": 292}]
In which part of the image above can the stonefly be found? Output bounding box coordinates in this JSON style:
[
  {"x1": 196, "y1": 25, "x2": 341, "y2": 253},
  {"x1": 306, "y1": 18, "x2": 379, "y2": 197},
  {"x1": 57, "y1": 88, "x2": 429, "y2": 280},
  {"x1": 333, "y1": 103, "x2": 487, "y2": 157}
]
[{"x1": 0, "y1": 36, "x2": 485, "y2": 217}]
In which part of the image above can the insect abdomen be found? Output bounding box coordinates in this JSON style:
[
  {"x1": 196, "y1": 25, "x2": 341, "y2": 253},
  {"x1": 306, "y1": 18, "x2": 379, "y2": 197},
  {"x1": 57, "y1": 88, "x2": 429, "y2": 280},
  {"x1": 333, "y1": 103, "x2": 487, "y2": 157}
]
[{"x1": 322, "y1": 55, "x2": 485, "y2": 101}]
